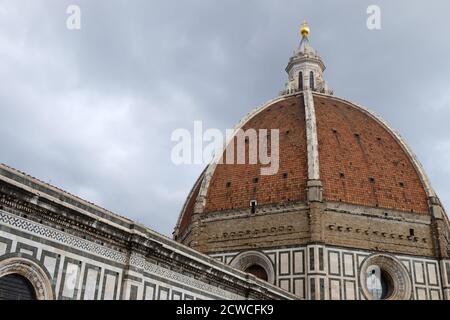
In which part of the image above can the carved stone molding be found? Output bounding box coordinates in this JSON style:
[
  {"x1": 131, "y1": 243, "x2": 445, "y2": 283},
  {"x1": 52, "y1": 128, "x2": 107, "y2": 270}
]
[
  {"x1": 208, "y1": 225, "x2": 295, "y2": 243},
  {"x1": 230, "y1": 251, "x2": 275, "y2": 285},
  {"x1": 0, "y1": 256, "x2": 54, "y2": 300},
  {"x1": 0, "y1": 210, "x2": 128, "y2": 264}
]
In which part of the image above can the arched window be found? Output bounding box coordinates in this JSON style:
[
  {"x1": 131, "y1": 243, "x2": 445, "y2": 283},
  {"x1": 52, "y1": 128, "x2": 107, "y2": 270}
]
[
  {"x1": 0, "y1": 274, "x2": 36, "y2": 300},
  {"x1": 298, "y1": 72, "x2": 303, "y2": 91},
  {"x1": 245, "y1": 265, "x2": 268, "y2": 282},
  {"x1": 310, "y1": 71, "x2": 315, "y2": 90},
  {"x1": 230, "y1": 251, "x2": 276, "y2": 284}
]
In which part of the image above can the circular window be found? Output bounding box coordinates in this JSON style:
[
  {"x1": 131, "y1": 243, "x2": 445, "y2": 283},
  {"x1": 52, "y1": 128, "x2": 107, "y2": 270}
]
[
  {"x1": 366, "y1": 265, "x2": 394, "y2": 300},
  {"x1": 244, "y1": 265, "x2": 268, "y2": 282},
  {"x1": 360, "y1": 254, "x2": 412, "y2": 300}
]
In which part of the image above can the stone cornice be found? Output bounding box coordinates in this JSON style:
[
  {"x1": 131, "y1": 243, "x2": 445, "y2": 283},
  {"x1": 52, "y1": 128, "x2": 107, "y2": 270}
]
[
  {"x1": 325, "y1": 201, "x2": 431, "y2": 225},
  {"x1": 0, "y1": 163, "x2": 134, "y2": 231},
  {"x1": 0, "y1": 173, "x2": 296, "y2": 300},
  {"x1": 286, "y1": 54, "x2": 326, "y2": 73},
  {"x1": 200, "y1": 201, "x2": 309, "y2": 223}
]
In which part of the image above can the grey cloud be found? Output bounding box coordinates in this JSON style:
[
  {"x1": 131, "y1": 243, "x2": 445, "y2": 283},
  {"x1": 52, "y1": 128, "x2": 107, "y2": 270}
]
[{"x1": 0, "y1": 0, "x2": 449, "y2": 236}]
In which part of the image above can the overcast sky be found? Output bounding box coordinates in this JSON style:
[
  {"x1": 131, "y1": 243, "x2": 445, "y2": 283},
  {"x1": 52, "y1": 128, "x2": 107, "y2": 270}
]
[{"x1": 0, "y1": 1, "x2": 449, "y2": 236}]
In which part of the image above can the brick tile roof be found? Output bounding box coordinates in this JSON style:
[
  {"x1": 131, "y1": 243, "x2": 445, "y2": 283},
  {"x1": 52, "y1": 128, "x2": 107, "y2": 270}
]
[{"x1": 176, "y1": 93, "x2": 430, "y2": 236}]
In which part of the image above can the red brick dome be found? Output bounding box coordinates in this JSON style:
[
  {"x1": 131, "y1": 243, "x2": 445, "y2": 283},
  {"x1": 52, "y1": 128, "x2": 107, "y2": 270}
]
[{"x1": 175, "y1": 92, "x2": 434, "y2": 237}]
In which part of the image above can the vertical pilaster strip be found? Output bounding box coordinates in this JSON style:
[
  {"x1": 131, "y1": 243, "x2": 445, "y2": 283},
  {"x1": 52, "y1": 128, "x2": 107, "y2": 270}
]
[
  {"x1": 303, "y1": 91, "x2": 324, "y2": 244},
  {"x1": 303, "y1": 90, "x2": 320, "y2": 181}
]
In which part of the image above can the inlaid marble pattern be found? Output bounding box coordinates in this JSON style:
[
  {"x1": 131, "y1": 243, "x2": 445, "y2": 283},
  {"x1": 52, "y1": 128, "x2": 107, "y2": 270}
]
[{"x1": 211, "y1": 245, "x2": 444, "y2": 300}]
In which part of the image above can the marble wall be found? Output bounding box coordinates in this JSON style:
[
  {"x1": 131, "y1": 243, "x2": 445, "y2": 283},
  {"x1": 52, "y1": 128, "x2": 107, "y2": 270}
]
[
  {"x1": 0, "y1": 209, "x2": 292, "y2": 300},
  {"x1": 211, "y1": 244, "x2": 446, "y2": 300}
]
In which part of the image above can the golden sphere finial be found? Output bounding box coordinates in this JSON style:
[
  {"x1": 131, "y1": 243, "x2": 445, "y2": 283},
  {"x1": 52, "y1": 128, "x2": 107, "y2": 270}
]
[{"x1": 300, "y1": 20, "x2": 310, "y2": 38}]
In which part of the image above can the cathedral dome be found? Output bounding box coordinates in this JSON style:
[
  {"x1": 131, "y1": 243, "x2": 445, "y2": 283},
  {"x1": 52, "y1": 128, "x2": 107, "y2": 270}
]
[
  {"x1": 174, "y1": 23, "x2": 448, "y2": 265},
  {"x1": 175, "y1": 92, "x2": 433, "y2": 236}
]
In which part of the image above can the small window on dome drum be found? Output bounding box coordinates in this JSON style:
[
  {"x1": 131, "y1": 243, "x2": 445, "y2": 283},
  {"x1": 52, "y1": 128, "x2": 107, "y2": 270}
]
[
  {"x1": 250, "y1": 200, "x2": 257, "y2": 214},
  {"x1": 310, "y1": 71, "x2": 315, "y2": 90},
  {"x1": 298, "y1": 71, "x2": 303, "y2": 90}
]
